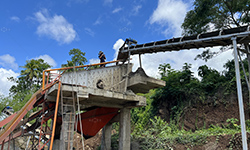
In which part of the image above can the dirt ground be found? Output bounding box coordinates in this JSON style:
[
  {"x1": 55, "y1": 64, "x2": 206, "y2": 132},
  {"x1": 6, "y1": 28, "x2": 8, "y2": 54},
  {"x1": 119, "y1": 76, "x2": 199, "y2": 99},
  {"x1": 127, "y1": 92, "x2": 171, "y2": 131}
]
[{"x1": 73, "y1": 130, "x2": 102, "y2": 150}]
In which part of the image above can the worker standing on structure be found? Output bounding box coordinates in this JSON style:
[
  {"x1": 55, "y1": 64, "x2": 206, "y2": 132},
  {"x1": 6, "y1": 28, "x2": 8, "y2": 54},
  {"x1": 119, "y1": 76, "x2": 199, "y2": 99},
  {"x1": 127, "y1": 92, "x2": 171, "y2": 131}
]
[{"x1": 98, "y1": 51, "x2": 106, "y2": 67}]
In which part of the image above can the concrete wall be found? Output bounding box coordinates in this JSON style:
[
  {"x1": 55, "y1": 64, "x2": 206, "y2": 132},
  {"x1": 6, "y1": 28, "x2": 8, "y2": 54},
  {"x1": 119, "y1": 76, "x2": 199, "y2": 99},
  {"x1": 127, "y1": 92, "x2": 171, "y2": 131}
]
[{"x1": 61, "y1": 64, "x2": 132, "y2": 93}]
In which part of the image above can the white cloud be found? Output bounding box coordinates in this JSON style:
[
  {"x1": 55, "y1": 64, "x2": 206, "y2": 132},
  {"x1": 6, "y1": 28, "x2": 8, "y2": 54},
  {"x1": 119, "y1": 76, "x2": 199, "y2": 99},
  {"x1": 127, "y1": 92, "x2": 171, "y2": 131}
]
[
  {"x1": 206, "y1": 48, "x2": 234, "y2": 73},
  {"x1": 84, "y1": 28, "x2": 95, "y2": 37},
  {"x1": 112, "y1": 7, "x2": 122, "y2": 14},
  {"x1": 10, "y1": 16, "x2": 20, "y2": 22},
  {"x1": 34, "y1": 54, "x2": 57, "y2": 67},
  {"x1": 94, "y1": 16, "x2": 103, "y2": 25},
  {"x1": 0, "y1": 54, "x2": 18, "y2": 70},
  {"x1": 112, "y1": 39, "x2": 234, "y2": 78},
  {"x1": 34, "y1": 9, "x2": 77, "y2": 44},
  {"x1": 104, "y1": 0, "x2": 113, "y2": 5},
  {"x1": 149, "y1": 0, "x2": 189, "y2": 37},
  {"x1": 89, "y1": 58, "x2": 100, "y2": 64},
  {"x1": 113, "y1": 39, "x2": 125, "y2": 60},
  {"x1": 119, "y1": 17, "x2": 132, "y2": 26},
  {"x1": 0, "y1": 68, "x2": 19, "y2": 96},
  {"x1": 67, "y1": 0, "x2": 89, "y2": 7},
  {"x1": 131, "y1": 5, "x2": 142, "y2": 16}
]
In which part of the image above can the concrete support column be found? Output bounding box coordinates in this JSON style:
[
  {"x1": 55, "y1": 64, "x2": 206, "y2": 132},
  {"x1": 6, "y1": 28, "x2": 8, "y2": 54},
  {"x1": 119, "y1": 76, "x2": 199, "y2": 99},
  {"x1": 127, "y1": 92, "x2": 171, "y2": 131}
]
[
  {"x1": 119, "y1": 108, "x2": 131, "y2": 150},
  {"x1": 101, "y1": 122, "x2": 112, "y2": 150}
]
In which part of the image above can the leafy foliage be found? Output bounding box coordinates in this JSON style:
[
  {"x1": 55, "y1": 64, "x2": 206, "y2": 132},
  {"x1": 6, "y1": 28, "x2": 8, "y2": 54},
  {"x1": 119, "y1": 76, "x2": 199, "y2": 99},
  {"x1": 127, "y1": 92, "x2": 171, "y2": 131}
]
[
  {"x1": 0, "y1": 95, "x2": 11, "y2": 112},
  {"x1": 226, "y1": 118, "x2": 241, "y2": 130},
  {"x1": 7, "y1": 59, "x2": 51, "y2": 111},
  {"x1": 182, "y1": 0, "x2": 250, "y2": 61},
  {"x1": 198, "y1": 65, "x2": 226, "y2": 95},
  {"x1": 128, "y1": 59, "x2": 250, "y2": 149},
  {"x1": 152, "y1": 63, "x2": 201, "y2": 121},
  {"x1": 131, "y1": 90, "x2": 155, "y2": 136},
  {"x1": 8, "y1": 59, "x2": 51, "y2": 100},
  {"x1": 61, "y1": 48, "x2": 87, "y2": 71},
  {"x1": 182, "y1": 0, "x2": 250, "y2": 35}
]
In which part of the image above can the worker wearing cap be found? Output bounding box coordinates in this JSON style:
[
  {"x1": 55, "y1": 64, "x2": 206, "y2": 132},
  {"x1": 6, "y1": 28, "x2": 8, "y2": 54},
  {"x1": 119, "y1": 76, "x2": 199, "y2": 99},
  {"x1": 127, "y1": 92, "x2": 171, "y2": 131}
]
[{"x1": 98, "y1": 51, "x2": 106, "y2": 67}]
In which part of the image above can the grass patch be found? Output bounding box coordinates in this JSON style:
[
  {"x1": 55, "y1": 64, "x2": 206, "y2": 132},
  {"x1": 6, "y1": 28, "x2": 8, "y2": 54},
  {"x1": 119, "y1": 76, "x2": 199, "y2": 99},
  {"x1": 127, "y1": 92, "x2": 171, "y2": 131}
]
[{"x1": 111, "y1": 117, "x2": 244, "y2": 150}]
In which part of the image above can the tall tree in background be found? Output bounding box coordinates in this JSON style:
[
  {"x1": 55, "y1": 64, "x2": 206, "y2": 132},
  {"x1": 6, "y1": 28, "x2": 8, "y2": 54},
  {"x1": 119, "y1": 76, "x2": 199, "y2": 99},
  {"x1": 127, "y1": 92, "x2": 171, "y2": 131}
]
[
  {"x1": 8, "y1": 59, "x2": 51, "y2": 108},
  {"x1": 20, "y1": 59, "x2": 51, "y2": 86},
  {"x1": 182, "y1": 0, "x2": 250, "y2": 61},
  {"x1": 62, "y1": 48, "x2": 87, "y2": 68},
  {"x1": 182, "y1": 0, "x2": 250, "y2": 35}
]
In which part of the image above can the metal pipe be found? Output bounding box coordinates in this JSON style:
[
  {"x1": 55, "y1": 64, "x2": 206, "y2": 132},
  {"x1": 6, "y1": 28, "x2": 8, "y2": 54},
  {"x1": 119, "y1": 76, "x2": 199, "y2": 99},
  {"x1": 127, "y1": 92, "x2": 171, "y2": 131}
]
[
  {"x1": 44, "y1": 59, "x2": 122, "y2": 72},
  {"x1": 245, "y1": 44, "x2": 250, "y2": 105},
  {"x1": 139, "y1": 54, "x2": 142, "y2": 68},
  {"x1": 232, "y1": 37, "x2": 248, "y2": 150},
  {"x1": 1, "y1": 140, "x2": 4, "y2": 150},
  {"x1": 238, "y1": 50, "x2": 250, "y2": 90},
  {"x1": 42, "y1": 71, "x2": 45, "y2": 90},
  {"x1": 25, "y1": 136, "x2": 31, "y2": 150},
  {"x1": 49, "y1": 82, "x2": 61, "y2": 150}
]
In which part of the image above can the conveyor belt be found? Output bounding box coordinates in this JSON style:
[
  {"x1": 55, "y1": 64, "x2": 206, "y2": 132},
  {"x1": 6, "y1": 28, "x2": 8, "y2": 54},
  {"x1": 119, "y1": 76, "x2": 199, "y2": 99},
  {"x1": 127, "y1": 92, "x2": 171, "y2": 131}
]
[
  {"x1": 0, "y1": 89, "x2": 42, "y2": 143},
  {"x1": 117, "y1": 25, "x2": 250, "y2": 61}
]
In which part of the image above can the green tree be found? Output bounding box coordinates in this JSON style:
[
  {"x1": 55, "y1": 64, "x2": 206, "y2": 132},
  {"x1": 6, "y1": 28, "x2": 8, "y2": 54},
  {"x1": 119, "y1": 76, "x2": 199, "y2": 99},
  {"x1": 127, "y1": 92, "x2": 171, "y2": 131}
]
[
  {"x1": 182, "y1": 0, "x2": 250, "y2": 35},
  {"x1": 222, "y1": 58, "x2": 250, "y2": 95},
  {"x1": 21, "y1": 59, "x2": 51, "y2": 86},
  {"x1": 152, "y1": 63, "x2": 200, "y2": 122},
  {"x1": 198, "y1": 65, "x2": 226, "y2": 95},
  {"x1": 21, "y1": 59, "x2": 39, "y2": 82},
  {"x1": 182, "y1": 0, "x2": 250, "y2": 62},
  {"x1": 8, "y1": 59, "x2": 51, "y2": 106},
  {"x1": 62, "y1": 48, "x2": 87, "y2": 68},
  {"x1": 158, "y1": 63, "x2": 175, "y2": 79}
]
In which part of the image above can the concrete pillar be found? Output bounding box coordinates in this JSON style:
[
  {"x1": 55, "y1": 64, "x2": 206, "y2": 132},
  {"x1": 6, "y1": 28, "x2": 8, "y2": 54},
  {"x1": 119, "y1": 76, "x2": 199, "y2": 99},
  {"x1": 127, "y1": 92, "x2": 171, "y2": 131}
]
[
  {"x1": 101, "y1": 122, "x2": 112, "y2": 150},
  {"x1": 119, "y1": 108, "x2": 131, "y2": 150}
]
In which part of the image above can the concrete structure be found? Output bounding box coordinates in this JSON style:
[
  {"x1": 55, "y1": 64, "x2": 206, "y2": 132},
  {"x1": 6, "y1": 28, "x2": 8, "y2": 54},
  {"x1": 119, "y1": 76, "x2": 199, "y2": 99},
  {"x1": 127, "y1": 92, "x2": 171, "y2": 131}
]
[{"x1": 45, "y1": 64, "x2": 165, "y2": 150}]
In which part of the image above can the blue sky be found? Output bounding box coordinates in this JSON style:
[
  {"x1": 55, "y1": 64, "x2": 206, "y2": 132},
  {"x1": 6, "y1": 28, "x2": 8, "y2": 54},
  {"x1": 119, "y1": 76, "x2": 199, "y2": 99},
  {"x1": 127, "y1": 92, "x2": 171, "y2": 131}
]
[{"x1": 0, "y1": 0, "x2": 234, "y2": 96}]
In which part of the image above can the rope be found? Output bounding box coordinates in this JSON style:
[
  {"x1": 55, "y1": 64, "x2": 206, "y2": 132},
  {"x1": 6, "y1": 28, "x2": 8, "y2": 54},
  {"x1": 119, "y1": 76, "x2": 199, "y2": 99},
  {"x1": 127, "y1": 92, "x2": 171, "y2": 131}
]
[
  {"x1": 60, "y1": 80, "x2": 65, "y2": 150},
  {"x1": 108, "y1": 78, "x2": 126, "y2": 91},
  {"x1": 107, "y1": 70, "x2": 131, "y2": 91},
  {"x1": 75, "y1": 67, "x2": 85, "y2": 150}
]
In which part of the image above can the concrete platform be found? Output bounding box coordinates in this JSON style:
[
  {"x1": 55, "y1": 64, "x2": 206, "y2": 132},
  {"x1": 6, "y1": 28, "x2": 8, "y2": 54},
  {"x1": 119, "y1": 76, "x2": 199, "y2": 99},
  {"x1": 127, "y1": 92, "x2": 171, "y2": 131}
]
[
  {"x1": 127, "y1": 67, "x2": 165, "y2": 94},
  {"x1": 46, "y1": 84, "x2": 146, "y2": 108},
  {"x1": 45, "y1": 65, "x2": 165, "y2": 110}
]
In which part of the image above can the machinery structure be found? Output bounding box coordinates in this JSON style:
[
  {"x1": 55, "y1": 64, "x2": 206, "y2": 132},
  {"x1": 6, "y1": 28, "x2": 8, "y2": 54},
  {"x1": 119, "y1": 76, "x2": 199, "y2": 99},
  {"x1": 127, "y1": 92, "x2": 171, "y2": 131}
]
[
  {"x1": 1, "y1": 25, "x2": 250, "y2": 150},
  {"x1": 0, "y1": 59, "x2": 165, "y2": 150}
]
